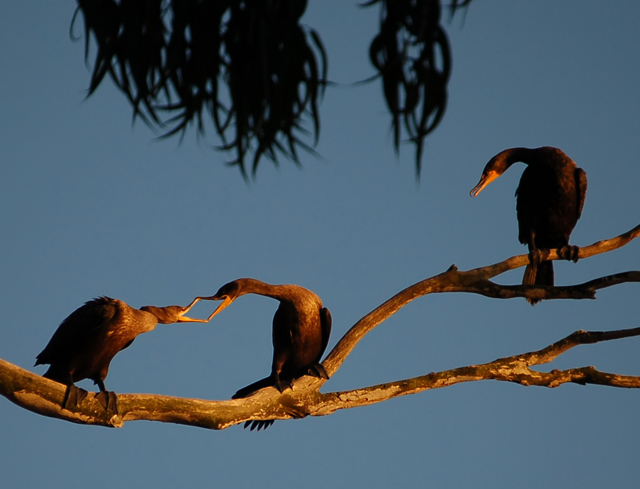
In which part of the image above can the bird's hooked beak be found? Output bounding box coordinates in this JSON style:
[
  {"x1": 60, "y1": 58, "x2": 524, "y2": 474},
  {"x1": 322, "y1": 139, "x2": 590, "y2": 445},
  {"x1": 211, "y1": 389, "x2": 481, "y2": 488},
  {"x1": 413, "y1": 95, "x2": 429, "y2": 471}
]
[
  {"x1": 470, "y1": 170, "x2": 499, "y2": 197},
  {"x1": 206, "y1": 295, "x2": 234, "y2": 321},
  {"x1": 177, "y1": 293, "x2": 236, "y2": 322}
]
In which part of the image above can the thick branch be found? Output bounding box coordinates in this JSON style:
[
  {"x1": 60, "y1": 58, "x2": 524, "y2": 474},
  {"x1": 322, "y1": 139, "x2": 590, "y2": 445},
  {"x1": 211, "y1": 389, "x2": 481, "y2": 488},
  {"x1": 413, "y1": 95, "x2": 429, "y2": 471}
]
[
  {"x1": 1, "y1": 225, "x2": 638, "y2": 429},
  {"x1": 0, "y1": 357, "x2": 300, "y2": 429},
  {"x1": 2, "y1": 325, "x2": 639, "y2": 428}
]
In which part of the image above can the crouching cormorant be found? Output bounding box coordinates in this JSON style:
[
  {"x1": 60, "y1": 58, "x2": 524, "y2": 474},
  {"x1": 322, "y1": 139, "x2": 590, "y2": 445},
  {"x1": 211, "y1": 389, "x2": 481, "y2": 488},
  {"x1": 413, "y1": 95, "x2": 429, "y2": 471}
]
[{"x1": 203, "y1": 278, "x2": 332, "y2": 430}]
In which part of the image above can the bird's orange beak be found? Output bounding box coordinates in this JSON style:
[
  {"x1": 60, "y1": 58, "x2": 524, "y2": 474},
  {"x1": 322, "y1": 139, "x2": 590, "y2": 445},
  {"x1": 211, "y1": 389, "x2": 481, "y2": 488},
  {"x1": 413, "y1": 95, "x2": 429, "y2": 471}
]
[
  {"x1": 207, "y1": 295, "x2": 234, "y2": 321},
  {"x1": 167, "y1": 298, "x2": 210, "y2": 323},
  {"x1": 176, "y1": 310, "x2": 209, "y2": 323},
  {"x1": 470, "y1": 170, "x2": 499, "y2": 197}
]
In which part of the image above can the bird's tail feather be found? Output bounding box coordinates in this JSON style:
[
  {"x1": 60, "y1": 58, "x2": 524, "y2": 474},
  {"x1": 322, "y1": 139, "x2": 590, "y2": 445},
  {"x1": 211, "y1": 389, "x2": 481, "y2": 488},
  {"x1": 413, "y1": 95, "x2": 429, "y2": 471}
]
[
  {"x1": 535, "y1": 260, "x2": 554, "y2": 286},
  {"x1": 523, "y1": 261, "x2": 554, "y2": 305},
  {"x1": 523, "y1": 263, "x2": 537, "y2": 286},
  {"x1": 232, "y1": 376, "x2": 274, "y2": 399},
  {"x1": 41, "y1": 365, "x2": 71, "y2": 385}
]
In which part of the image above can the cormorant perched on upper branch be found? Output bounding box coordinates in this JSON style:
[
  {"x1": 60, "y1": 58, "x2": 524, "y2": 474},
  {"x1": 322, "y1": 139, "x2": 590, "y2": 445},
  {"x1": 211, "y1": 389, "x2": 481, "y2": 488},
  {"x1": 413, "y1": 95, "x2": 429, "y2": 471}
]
[{"x1": 470, "y1": 146, "x2": 587, "y2": 304}]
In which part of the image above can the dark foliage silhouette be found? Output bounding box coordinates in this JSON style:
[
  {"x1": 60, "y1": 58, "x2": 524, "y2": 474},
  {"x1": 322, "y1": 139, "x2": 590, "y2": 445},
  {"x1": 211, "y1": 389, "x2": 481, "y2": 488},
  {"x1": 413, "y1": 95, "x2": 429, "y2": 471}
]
[{"x1": 72, "y1": 0, "x2": 472, "y2": 177}]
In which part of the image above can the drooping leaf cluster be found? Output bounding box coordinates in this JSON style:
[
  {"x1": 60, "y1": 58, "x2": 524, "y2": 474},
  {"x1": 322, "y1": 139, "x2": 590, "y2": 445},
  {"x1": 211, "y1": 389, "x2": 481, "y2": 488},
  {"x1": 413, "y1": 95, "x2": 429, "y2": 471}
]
[
  {"x1": 73, "y1": 0, "x2": 473, "y2": 178},
  {"x1": 73, "y1": 0, "x2": 326, "y2": 177},
  {"x1": 364, "y1": 0, "x2": 455, "y2": 176}
]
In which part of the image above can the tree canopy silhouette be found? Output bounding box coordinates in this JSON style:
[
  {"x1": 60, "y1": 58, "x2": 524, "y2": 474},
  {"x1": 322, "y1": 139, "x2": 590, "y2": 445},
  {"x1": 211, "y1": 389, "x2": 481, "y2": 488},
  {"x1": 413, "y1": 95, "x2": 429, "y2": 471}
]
[{"x1": 72, "y1": 0, "x2": 472, "y2": 177}]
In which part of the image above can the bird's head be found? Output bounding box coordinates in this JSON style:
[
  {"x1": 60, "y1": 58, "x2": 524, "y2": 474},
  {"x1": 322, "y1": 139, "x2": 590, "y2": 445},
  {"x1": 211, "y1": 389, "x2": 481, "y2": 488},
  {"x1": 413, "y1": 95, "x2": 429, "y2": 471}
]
[
  {"x1": 470, "y1": 168, "x2": 501, "y2": 197},
  {"x1": 469, "y1": 152, "x2": 512, "y2": 197},
  {"x1": 202, "y1": 280, "x2": 242, "y2": 320},
  {"x1": 470, "y1": 147, "x2": 532, "y2": 197}
]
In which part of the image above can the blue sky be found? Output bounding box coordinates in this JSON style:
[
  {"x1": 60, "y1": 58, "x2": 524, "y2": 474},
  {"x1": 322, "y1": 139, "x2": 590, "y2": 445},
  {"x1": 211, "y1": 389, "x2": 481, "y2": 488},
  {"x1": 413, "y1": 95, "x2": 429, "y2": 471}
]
[{"x1": 1, "y1": 2, "x2": 639, "y2": 488}]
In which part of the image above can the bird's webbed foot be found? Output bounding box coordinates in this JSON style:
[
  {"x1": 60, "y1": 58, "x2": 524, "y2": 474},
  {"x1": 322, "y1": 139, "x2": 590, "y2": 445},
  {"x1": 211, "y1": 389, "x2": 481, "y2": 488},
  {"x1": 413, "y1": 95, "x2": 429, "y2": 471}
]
[
  {"x1": 559, "y1": 245, "x2": 580, "y2": 263},
  {"x1": 95, "y1": 390, "x2": 118, "y2": 413},
  {"x1": 307, "y1": 363, "x2": 330, "y2": 380},
  {"x1": 62, "y1": 385, "x2": 88, "y2": 410},
  {"x1": 274, "y1": 378, "x2": 293, "y2": 394}
]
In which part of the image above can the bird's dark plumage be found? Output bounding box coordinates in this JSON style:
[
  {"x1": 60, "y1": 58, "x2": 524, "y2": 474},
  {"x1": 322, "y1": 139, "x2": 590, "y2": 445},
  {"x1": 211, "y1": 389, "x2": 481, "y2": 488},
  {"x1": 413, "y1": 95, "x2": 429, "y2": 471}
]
[
  {"x1": 203, "y1": 278, "x2": 332, "y2": 430},
  {"x1": 35, "y1": 296, "x2": 207, "y2": 412},
  {"x1": 470, "y1": 146, "x2": 587, "y2": 304}
]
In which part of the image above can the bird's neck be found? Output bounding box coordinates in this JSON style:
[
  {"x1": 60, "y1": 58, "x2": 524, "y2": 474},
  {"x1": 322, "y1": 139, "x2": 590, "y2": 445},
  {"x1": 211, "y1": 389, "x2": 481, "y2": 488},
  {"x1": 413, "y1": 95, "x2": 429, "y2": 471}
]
[
  {"x1": 139, "y1": 306, "x2": 177, "y2": 325},
  {"x1": 134, "y1": 307, "x2": 162, "y2": 330},
  {"x1": 501, "y1": 146, "x2": 561, "y2": 170},
  {"x1": 501, "y1": 147, "x2": 537, "y2": 168},
  {"x1": 236, "y1": 278, "x2": 313, "y2": 303}
]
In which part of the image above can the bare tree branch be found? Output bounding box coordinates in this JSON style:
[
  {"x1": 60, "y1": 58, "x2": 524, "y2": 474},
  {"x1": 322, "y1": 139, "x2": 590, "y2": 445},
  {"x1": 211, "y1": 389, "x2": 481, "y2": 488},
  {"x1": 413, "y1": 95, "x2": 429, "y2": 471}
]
[
  {"x1": 322, "y1": 223, "x2": 640, "y2": 375},
  {"x1": 2, "y1": 325, "x2": 639, "y2": 429},
  {"x1": 1, "y1": 224, "x2": 638, "y2": 429},
  {"x1": 312, "y1": 327, "x2": 640, "y2": 416}
]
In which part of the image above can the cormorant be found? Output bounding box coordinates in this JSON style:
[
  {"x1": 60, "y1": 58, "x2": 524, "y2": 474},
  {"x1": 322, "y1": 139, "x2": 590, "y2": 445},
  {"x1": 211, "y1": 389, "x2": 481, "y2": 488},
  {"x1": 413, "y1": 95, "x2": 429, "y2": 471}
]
[
  {"x1": 203, "y1": 278, "x2": 332, "y2": 430},
  {"x1": 470, "y1": 146, "x2": 587, "y2": 304},
  {"x1": 35, "y1": 296, "x2": 208, "y2": 412}
]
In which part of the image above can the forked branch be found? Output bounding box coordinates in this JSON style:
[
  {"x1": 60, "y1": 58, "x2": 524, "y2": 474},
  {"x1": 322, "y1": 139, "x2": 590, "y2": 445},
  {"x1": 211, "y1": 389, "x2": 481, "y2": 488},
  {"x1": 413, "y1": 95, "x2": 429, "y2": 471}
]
[{"x1": 322, "y1": 223, "x2": 640, "y2": 374}]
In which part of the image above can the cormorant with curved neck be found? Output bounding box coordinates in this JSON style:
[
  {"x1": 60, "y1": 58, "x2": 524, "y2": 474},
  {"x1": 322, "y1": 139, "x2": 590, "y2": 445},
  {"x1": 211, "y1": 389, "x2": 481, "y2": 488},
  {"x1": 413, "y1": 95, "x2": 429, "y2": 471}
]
[
  {"x1": 202, "y1": 278, "x2": 332, "y2": 430},
  {"x1": 35, "y1": 296, "x2": 208, "y2": 412},
  {"x1": 470, "y1": 146, "x2": 587, "y2": 304}
]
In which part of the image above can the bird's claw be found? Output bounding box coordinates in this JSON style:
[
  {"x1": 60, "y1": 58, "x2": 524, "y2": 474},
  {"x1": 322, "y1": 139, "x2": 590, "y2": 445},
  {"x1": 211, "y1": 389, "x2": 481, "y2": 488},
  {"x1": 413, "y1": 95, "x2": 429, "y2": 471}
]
[
  {"x1": 274, "y1": 379, "x2": 293, "y2": 394},
  {"x1": 307, "y1": 363, "x2": 330, "y2": 380},
  {"x1": 62, "y1": 385, "x2": 88, "y2": 410},
  {"x1": 559, "y1": 245, "x2": 580, "y2": 262},
  {"x1": 528, "y1": 249, "x2": 542, "y2": 267},
  {"x1": 95, "y1": 390, "x2": 118, "y2": 413}
]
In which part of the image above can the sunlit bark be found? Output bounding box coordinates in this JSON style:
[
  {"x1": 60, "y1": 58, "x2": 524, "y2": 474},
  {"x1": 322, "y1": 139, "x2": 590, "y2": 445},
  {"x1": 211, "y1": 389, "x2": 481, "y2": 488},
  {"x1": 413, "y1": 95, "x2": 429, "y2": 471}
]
[{"x1": 1, "y1": 224, "x2": 638, "y2": 430}]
